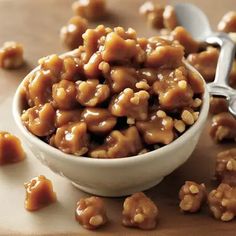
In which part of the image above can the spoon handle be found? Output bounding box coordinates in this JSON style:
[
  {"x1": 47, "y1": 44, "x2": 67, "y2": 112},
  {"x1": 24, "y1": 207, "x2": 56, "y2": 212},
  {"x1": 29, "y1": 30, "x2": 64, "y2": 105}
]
[{"x1": 206, "y1": 33, "x2": 236, "y2": 98}]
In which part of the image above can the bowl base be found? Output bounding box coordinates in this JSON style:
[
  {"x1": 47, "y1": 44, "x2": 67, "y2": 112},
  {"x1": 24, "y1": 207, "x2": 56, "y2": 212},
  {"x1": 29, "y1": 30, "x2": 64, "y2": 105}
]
[{"x1": 71, "y1": 177, "x2": 164, "y2": 197}]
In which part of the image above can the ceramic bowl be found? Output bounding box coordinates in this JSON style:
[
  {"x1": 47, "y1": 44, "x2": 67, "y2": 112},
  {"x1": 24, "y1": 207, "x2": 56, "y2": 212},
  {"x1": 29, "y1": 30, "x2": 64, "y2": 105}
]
[{"x1": 13, "y1": 62, "x2": 209, "y2": 197}]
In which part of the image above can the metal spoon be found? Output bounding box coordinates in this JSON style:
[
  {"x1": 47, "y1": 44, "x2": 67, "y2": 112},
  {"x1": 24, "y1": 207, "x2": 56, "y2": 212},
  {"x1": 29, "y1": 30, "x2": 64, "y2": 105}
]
[{"x1": 175, "y1": 3, "x2": 236, "y2": 116}]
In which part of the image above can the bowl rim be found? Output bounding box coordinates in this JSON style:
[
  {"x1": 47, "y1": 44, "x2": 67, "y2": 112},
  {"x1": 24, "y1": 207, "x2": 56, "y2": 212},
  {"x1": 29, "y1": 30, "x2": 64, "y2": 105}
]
[{"x1": 12, "y1": 60, "x2": 210, "y2": 166}]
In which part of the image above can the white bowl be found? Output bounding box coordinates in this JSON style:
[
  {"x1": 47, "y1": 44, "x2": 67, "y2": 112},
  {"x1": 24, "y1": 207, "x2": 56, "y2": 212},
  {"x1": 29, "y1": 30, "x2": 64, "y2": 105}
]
[{"x1": 12, "y1": 62, "x2": 209, "y2": 197}]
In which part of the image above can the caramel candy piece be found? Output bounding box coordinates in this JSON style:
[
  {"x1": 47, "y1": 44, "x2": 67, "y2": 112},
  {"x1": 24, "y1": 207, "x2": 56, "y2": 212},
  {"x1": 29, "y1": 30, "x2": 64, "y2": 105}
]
[
  {"x1": 38, "y1": 54, "x2": 83, "y2": 81},
  {"x1": 21, "y1": 103, "x2": 56, "y2": 137},
  {"x1": 216, "y1": 148, "x2": 236, "y2": 186},
  {"x1": 55, "y1": 109, "x2": 82, "y2": 127},
  {"x1": 76, "y1": 79, "x2": 110, "y2": 107},
  {"x1": 0, "y1": 132, "x2": 25, "y2": 165},
  {"x1": 210, "y1": 97, "x2": 228, "y2": 115},
  {"x1": 24, "y1": 175, "x2": 57, "y2": 211},
  {"x1": 218, "y1": 11, "x2": 236, "y2": 33},
  {"x1": 145, "y1": 37, "x2": 184, "y2": 68},
  {"x1": 38, "y1": 54, "x2": 63, "y2": 78},
  {"x1": 90, "y1": 126, "x2": 143, "y2": 158},
  {"x1": 153, "y1": 67, "x2": 194, "y2": 110},
  {"x1": 84, "y1": 52, "x2": 103, "y2": 77},
  {"x1": 107, "y1": 66, "x2": 138, "y2": 93},
  {"x1": 163, "y1": 5, "x2": 178, "y2": 30},
  {"x1": 52, "y1": 80, "x2": 77, "y2": 109},
  {"x1": 82, "y1": 25, "x2": 111, "y2": 62},
  {"x1": 51, "y1": 122, "x2": 89, "y2": 156},
  {"x1": 187, "y1": 70, "x2": 205, "y2": 94},
  {"x1": 208, "y1": 183, "x2": 236, "y2": 221},
  {"x1": 109, "y1": 88, "x2": 149, "y2": 121},
  {"x1": 122, "y1": 192, "x2": 159, "y2": 230},
  {"x1": 137, "y1": 68, "x2": 160, "y2": 86},
  {"x1": 27, "y1": 70, "x2": 57, "y2": 106},
  {"x1": 179, "y1": 181, "x2": 206, "y2": 213},
  {"x1": 81, "y1": 108, "x2": 117, "y2": 134},
  {"x1": 60, "y1": 16, "x2": 88, "y2": 50},
  {"x1": 171, "y1": 26, "x2": 199, "y2": 55},
  {"x1": 210, "y1": 112, "x2": 236, "y2": 142},
  {"x1": 75, "y1": 196, "x2": 108, "y2": 230},
  {"x1": 187, "y1": 47, "x2": 219, "y2": 82},
  {"x1": 139, "y1": 2, "x2": 164, "y2": 29},
  {"x1": 72, "y1": 0, "x2": 106, "y2": 21},
  {"x1": 102, "y1": 32, "x2": 144, "y2": 64},
  {"x1": 0, "y1": 41, "x2": 24, "y2": 69},
  {"x1": 136, "y1": 112, "x2": 174, "y2": 145}
]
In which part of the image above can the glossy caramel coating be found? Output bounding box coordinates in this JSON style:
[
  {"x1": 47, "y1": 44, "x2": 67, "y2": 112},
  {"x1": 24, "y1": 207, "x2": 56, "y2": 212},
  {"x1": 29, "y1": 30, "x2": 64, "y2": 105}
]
[
  {"x1": 216, "y1": 148, "x2": 236, "y2": 186},
  {"x1": 75, "y1": 196, "x2": 108, "y2": 230},
  {"x1": 81, "y1": 108, "x2": 116, "y2": 134},
  {"x1": 90, "y1": 127, "x2": 142, "y2": 158},
  {"x1": 218, "y1": 11, "x2": 236, "y2": 33},
  {"x1": 0, "y1": 41, "x2": 24, "y2": 69},
  {"x1": 24, "y1": 175, "x2": 57, "y2": 211},
  {"x1": 0, "y1": 132, "x2": 25, "y2": 165},
  {"x1": 21, "y1": 103, "x2": 56, "y2": 137},
  {"x1": 187, "y1": 47, "x2": 219, "y2": 82},
  {"x1": 60, "y1": 16, "x2": 88, "y2": 50},
  {"x1": 210, "y1": 112, "x2": 236, "y2": 142},
  {"x1": 51, "y1": 122, "x2": 89, "y2": 156},
  {"x1": 122, "y1": 192, "x2": 159, "y2": 230},
  {"x1": 171, "y1": 26, "x2": 199, "y2": 55},
  {"x1": 21, "y1": 25, "x2": 203, "y2": 158},
  {"x1": 179, "y1": 181, "x2": 206, "y2": 213},
  {"x1": 208, "y1": 183, "x2": 236, "y2": 221},
  {"x1": 72, "y1": 0, "x2": 106, "y2": 21}
]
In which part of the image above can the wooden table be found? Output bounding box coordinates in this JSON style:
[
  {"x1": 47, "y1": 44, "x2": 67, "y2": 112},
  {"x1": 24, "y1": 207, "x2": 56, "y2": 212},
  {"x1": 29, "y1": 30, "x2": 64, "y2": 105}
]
[{"x1": 0, "y1": 0, "x2": 235, "y2": 235}]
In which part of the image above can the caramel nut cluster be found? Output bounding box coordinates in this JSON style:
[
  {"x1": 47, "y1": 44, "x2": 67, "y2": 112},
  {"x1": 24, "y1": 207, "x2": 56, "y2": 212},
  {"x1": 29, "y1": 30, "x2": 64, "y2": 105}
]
[
  {"x1": 187, "y1": 47, "x2": 219, "y2": 82},
  {"x1": 218, "y1": 11, "x2": 236, "y2": 33},
  {"x1": 50, "y1": 122, "x2": 89, "y2": 156},
  {"x1": 208, "y1": 183, "x2": 236, "y2": 221},
  {"x1": 55, "y1": 109, "x2": 82, "y2": 127},
  {"x1": 171, "y1": 26, "x2": 199, "y2": 55},
  {"x1": 52, "y1": 80, "x2": 77, "y2": 109},
  {"x1": 60, "y1": 16, "x2": 88, "y2": 50},
  {"x1": 24, "y1": 175, "x2": 57, "y2": 211},
  {"x1": 90, "y1": 126, "x2": 143, "y2": 158},
  {"x1": 21, "y1": 25, "x2": 203, "y2": 158},
  {"x1": 76, "y1": 79, "x2": 110, "y2": 107},
  {"x1": 72, "y1": 0, "x2": 106, "y2": 21},
  {"x1": 210, "y1": 97, "x2": 228, "y2": 115},
  {"x1": 75, "y1": 196, "x2": 108, "y2": 230},
  {"x1": 152, "y1": 67, "x2": 195, "y2": 110},
  {"x1": 0, "y1": 132, "x2": 25, "y2": 165},
  {"x1": 216, "y1": 148, "x2": 236, "y2": 186},
  {"x1": 81, "y1": 108, "x2": 117, "y2": 134},
  {"x1": 136, "y1": 112, "x2": 174, "y2": 145},
  {"x1": 21, "y1": 103, "x2": 56, "y2": 137},
  {"x1": 140, "y1": 2, "x2": 178, "y2": 30},
  {"x1": 109, "y1": 88, "x2": 150, "y2": 121},
  {"x1": 179, "y1": 181, "x2": 206, "y2": 213},
  {"x1": 0, "y1": 41, "x2": 24, "y2": 69},
  {"x1": 210, "y1": 112, "x2": 236, "y2": 142},
  {"x1": 122, "y1": 192, "x2": 159, "y2": 230}
]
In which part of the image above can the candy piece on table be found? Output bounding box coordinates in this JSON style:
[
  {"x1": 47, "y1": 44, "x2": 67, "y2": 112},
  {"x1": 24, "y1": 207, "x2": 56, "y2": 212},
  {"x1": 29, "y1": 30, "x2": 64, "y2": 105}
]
[
  {"x1": 24, "y1": 175, "x2": 57, "y2": 211},
  {"x1": 0, "y1": 41, "x2": 24, "y2": 69},
  {"x1": 0, "y1": 132, "x2": 25, "y2": 165},
  {"x1": 122, "y1": 192, "x2": 159, "y2": 230},
  {"x1": 179, "y1": 181, "x2": 206, "y2": 213},
  {"x1": 75, "y1": 196, "x2": 108, "y2": 230}
]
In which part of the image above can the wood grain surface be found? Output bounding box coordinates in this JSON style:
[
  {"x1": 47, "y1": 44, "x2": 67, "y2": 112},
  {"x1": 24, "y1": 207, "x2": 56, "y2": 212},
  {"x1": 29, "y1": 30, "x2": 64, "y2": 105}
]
[{"x1": 0, "y1": 0, "x2": 235, "y2": 235}]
